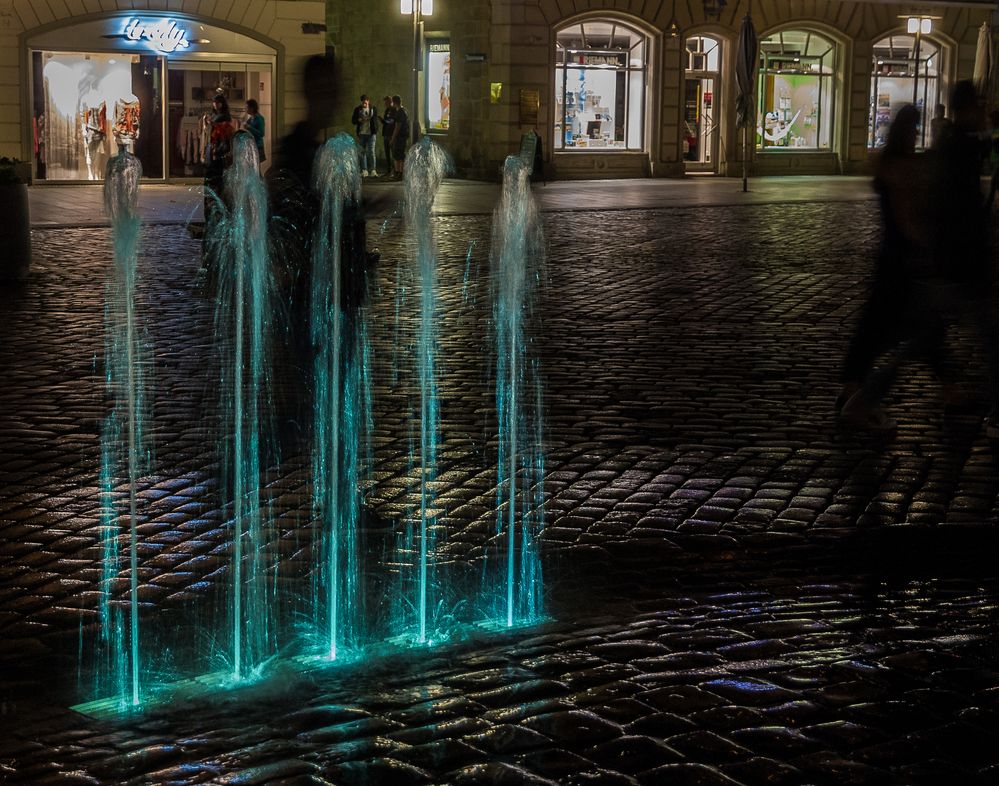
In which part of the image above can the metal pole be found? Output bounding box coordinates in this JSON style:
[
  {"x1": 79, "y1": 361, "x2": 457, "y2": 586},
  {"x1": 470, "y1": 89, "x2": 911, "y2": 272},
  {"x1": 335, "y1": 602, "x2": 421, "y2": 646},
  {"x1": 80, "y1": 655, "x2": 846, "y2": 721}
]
[
  {"x1": 742, "y1": 126, "x2": 749, "y2": 193},
  {"x1": 912, "y1": 29, "x2": 921, "y2": 105},
  {"x1": 412, "y1": 0, "x2": 421, "y2": 145}
]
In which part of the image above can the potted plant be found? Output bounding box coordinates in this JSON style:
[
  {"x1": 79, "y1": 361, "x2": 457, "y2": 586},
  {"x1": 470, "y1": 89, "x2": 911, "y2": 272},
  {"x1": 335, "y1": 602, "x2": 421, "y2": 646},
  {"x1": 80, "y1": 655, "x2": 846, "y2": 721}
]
[{"x1": 0, "y1": 157, "x2": 30, "y2": 281}]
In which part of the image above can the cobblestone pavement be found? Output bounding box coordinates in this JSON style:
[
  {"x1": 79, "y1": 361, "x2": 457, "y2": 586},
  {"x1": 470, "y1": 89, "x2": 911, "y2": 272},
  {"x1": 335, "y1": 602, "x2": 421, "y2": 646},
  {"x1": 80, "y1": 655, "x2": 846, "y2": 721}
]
[{"x1": 2, "y1": 199, "x2": 999, "y2": 783}]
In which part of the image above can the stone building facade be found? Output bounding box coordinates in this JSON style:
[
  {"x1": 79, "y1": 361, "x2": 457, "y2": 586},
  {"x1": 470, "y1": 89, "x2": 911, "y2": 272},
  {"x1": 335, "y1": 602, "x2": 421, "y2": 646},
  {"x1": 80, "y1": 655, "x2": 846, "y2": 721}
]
[{"x1": 327, "y1": 0, "x2": 997, "y2": 179}]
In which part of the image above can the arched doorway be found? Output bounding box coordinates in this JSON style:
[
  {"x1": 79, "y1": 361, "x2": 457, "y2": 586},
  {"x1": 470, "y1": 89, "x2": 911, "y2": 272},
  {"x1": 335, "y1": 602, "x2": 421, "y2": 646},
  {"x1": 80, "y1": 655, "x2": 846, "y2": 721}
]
[
  {"x1": 553, "y1": 19, "x2": 650, "y2": 152},
  {"x1": 869, "y1": 33, "x2": 944, "y2": 149},
  {"x1": 684, "y1": 34, "x2": 722, "y2": 172}
]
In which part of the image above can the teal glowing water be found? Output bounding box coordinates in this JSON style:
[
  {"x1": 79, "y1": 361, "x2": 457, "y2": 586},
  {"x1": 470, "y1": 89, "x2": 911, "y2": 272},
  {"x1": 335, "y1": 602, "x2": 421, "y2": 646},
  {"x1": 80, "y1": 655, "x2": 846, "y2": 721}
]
[
  {"x1": 99, "y1": 150, "x2": 147, "y2": 708},
  {"x1": 310, "y1": 134, "x2": 370, "y2": 659},
  {"x1": 210, "y1": 134, "x2": 278, "y2": 680},
  {"x1": 491, "y1": 156, "x2": 545, "y2": 627},
  {"x1": 80, "y1": 137, "x2": 552, "y2": 715},
  {"x1": 404, "y1": 139, "x2": 452, "y2": 643}
]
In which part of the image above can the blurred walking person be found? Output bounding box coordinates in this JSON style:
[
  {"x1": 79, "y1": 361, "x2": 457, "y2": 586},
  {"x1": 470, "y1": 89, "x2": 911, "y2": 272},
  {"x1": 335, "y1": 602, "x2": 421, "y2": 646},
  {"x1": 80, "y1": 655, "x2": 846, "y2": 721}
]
[
  {"x1": 837, "y1": 105, "x2": 950, "y2": 431},
  {"x1": 928, "y1": 81, "x2": 999, "y2": 437}
]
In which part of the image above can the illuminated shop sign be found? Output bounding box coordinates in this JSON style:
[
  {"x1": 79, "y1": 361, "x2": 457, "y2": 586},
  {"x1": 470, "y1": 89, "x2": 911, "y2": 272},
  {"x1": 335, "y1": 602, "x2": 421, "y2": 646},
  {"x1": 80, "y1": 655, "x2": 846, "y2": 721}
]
[
  {"x1": 122, "y1": 18, "x2": 191, "y2": 54},
  {"x1": 572, "y1": 52, "x2": 627, "y2": 67}
]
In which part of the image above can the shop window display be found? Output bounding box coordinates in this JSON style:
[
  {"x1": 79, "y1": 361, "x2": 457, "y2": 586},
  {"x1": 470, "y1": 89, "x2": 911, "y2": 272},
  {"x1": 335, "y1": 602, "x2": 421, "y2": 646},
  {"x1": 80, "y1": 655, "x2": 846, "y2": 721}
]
[
  {"x1": 33, "y1": 51, "x2": 162, "y2": 181},
  {"x1": 869, "y1": 35, "x2": 941, "y2": 149},
  {"x1": 554, "y1": 20, "x2": 647, "y2": 151},
  {"x1": 757, "y1": 30, "x2": 836, "y2": 150}
]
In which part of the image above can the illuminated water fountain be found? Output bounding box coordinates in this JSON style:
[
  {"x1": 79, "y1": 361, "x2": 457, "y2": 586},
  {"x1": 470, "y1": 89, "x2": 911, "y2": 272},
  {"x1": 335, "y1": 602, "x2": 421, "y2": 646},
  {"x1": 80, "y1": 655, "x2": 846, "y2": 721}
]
[
  {"x1": 489, "y1": 155, "x2": 545, "y2": 627},
  {"x1": 97, "y1": 148, "x2": 147, "y2": 709},
  {"x1": 77, "y1": 136, "x2": 548, "y2": 717},
  {"x1": 211, "y1": 133, "x2": 278, "y2": 680},
  {"x1": 403, "y1": 138, "x2": 452, "y2": 643},
  {"x1": 310, "y1": 134, "x2": 372, "y2": 659}
]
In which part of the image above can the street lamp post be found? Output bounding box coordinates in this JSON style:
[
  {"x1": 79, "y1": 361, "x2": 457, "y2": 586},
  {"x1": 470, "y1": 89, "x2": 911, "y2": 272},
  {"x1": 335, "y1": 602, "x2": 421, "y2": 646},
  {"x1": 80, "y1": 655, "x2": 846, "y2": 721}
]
[
  {"x1": 907, "y1": 16, "x2": 932, "y2": 106},
  {"x1": 401, "y1": 0, "x2": 434, "y2": 145}
]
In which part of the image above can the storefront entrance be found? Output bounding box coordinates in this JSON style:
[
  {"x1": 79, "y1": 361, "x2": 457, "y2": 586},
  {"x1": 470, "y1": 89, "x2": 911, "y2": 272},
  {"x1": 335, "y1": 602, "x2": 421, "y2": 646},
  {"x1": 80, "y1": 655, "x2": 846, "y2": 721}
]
[
  {"x1": 684, "y1": 36, "x2": 721, "y2": 172},
  {"x1": 26, "y1": 14, "x2": 277, "y2": 183},
  {"x1": 166, "y1": 61, "x2": 272, "y2": 179}
]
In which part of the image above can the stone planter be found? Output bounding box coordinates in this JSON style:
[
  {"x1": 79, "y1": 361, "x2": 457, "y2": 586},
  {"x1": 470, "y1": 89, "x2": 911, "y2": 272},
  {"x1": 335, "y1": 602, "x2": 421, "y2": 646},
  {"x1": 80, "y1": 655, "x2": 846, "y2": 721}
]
[{"x1": 0, "y1": 183, "x2": 31, "y2": 281}]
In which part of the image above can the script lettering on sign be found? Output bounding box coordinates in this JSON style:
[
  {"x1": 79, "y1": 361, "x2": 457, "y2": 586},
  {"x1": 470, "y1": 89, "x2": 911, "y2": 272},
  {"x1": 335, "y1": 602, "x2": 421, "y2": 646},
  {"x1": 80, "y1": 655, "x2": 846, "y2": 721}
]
[{"x1": 123, "y1": 18, "x2": 191, "y2": 54}]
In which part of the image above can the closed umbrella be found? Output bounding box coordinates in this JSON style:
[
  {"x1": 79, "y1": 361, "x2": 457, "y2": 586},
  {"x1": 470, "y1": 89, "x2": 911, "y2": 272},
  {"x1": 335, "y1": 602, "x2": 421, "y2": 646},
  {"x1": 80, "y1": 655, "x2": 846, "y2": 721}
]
[
  {"x1": 973, "y1": 21, "x2": 992, "y2": 98},
  {"x1": 735, "y1": 13, "x2": 758, "y2": 192}
]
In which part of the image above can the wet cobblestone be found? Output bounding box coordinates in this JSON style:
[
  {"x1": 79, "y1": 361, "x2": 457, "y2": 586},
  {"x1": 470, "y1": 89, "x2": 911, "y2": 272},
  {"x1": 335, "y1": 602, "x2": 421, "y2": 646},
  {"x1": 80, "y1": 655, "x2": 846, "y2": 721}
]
[{"x1": 2, "y1": 200, "x2": 999, "y2": 782}]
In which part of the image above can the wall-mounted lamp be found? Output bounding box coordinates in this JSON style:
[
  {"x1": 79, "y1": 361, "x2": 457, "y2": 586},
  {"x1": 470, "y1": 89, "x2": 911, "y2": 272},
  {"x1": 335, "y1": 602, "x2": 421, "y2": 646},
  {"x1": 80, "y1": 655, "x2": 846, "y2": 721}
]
[
  {"x1": 702, "y1": 0, "x2": 727, "y2": 19},
  {"x1": 900, "y1": 16, "x2": 938, "y2": 106}
]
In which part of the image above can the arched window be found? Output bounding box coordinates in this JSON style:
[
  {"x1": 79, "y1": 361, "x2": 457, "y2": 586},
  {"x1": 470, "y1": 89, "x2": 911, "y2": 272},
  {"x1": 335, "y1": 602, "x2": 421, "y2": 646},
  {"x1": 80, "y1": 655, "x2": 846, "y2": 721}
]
[
  {"x1": 869, "y1": 34, "x2": 942, "y2": 148},
  {"x1": 757, "y1": 29, "x2": 837, "y2": 150},
  {"x1": 684, "y1": 35, "x2": 722, "y2": 168},
  {"x1": 554, "y1": 20, "x2": 649, "y2": 151}
]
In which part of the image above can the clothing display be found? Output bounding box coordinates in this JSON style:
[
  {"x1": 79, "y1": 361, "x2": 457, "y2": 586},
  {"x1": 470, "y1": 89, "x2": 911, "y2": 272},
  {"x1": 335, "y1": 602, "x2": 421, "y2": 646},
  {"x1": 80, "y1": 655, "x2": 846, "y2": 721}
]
[
  {"x1": 81, "y1": 93, "x2": 108, "y2": 180},
  {"x1": 176, "y1": 114, "x2": 204, "y2": 167},
  {"x1": 113, "y1": 98, "x2": 141, "y2": 151}
]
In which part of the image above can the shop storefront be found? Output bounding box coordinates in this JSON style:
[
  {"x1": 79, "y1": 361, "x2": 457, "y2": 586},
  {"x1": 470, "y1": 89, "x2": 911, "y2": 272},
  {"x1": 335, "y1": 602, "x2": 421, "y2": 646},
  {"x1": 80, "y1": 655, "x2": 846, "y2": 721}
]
[
  {"x1": 553, "y1": 20, "x2": 648, "y2": 152},
  {"x1": 26, "y1": 15, "x2": 275, "y2": 182},
  {"x1": 5, "y1": 2, "x2": 327, "y2": 184}
]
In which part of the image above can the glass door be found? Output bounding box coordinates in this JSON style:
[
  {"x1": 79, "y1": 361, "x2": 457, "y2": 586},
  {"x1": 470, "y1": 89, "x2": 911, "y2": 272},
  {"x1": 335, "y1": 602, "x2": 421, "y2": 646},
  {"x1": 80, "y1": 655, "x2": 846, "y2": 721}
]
[
  {"x1": 166, "y1": 60, "x2": 273, "y2": 178},
  {"x1": 683, "y1": 76, "x2": 718, "y2": 170},
  {"x1": 684, "y1": 36, "x2": 720, "y2": 172}
]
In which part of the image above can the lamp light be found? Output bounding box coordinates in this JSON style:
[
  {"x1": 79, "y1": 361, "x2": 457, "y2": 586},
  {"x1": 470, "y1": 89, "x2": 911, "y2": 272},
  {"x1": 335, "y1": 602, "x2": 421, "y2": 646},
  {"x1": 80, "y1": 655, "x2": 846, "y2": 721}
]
[
  {"x1": 921, "y1": 18, "x2": 931, "y2": 35},
  {"x1": 907, "y1": 17, "x2": 918, "y2": 34}
]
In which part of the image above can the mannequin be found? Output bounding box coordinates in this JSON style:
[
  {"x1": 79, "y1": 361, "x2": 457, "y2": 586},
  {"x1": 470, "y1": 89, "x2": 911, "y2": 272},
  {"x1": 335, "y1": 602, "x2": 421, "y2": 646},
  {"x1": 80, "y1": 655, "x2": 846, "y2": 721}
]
[
  {"x1": 80, "y1": 83, "x2": 108, "y2": 180},
  {"x1": 113, "y1": 92, "x2": 141, "y2": 154}
]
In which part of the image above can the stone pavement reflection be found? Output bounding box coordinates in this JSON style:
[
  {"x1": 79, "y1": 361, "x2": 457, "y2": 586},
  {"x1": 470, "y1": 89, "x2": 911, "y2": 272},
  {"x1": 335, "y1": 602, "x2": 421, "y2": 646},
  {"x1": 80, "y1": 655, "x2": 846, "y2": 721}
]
[{"x1": 2, "y1": 197, "x2": 999, "y2": 784}]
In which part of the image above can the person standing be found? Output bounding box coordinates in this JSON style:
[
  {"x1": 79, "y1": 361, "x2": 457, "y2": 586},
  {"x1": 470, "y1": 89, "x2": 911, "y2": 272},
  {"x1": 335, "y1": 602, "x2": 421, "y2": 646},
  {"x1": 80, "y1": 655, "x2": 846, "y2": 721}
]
[
  {"x1": 351, "y1": 94, "x2": 378, "y2": 177},
  {"x1": 985, "y1": 109, "x2": 999, "y2": 210},
  {"x1": 380, "y1": 95, "x2": 396, "y2": 177},
  {"x1": 929, "y1": 103, "x2": 952, "y2": 150},
  {"x1": 928, "y1": 82, "x2": 999, "y2": 437},
  {"x1": 390, "y1": 94, "x2": 410, "y2": 180},
  {"x1": 202, "y1": 94, "x2": 237, "y2": 271},
  {"x1": 243, "y1": 98, "x2": 266, "y2": 166}
]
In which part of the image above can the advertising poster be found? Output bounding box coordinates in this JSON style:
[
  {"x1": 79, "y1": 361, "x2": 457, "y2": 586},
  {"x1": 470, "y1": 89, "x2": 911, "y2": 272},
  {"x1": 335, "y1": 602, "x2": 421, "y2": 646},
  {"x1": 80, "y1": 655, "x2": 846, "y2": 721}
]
[{"x1": 426, "y1": 40, "x2": 450, "y2": 131}]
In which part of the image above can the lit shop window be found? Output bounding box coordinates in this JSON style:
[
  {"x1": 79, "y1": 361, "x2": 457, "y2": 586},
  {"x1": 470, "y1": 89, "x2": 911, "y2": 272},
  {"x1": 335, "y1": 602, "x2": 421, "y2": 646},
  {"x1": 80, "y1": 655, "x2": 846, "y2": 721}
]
[
  {"x1": 33, "y1": 51, "x2": 163, "y2": 181},
  {"x1": 757, "y1": 30, "x2": 837, "y2": 150},
  {"x1": 554, "y1": 20, "x2": 648, "y2": 151},
  {"x1": 425, "y1": 40, "x2": 451, "y2": 132},
  {"x1": 869, "y1": 35, "x2": 941, "y2": 149}
]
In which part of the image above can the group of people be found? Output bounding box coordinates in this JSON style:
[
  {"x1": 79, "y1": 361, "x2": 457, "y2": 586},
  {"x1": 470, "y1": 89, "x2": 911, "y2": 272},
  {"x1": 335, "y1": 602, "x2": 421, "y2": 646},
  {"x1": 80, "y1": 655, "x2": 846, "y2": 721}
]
[
  {"x1": 351, "y1": 94, "x2": 411, "y2": 179},
  {"x1": 202, "y1": 94, "x2": 266, "y2": 240},
  {"x1": 837, "y1": 80, "x2": 999, "y2": 438}
]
